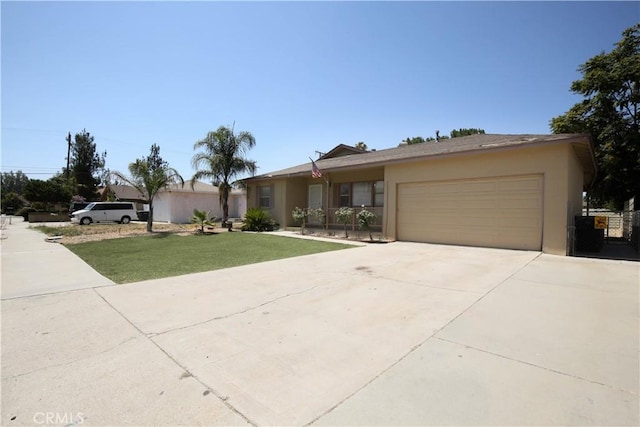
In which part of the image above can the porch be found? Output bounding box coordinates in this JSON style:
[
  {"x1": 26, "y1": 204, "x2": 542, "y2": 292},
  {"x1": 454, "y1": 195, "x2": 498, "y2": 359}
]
[{"x1": 306, "y1": 206, "x2": 384, "y2": 233}]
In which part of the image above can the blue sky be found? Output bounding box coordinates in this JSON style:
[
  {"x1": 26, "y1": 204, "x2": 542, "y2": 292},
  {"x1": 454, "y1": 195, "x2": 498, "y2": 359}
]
[{"x1": 1, "y1": 1, "x2": 638, "y2": 181}]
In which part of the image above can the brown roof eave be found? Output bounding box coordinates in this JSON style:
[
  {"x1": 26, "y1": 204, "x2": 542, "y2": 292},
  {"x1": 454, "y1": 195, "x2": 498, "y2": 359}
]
[{"x1": 244, "y1": 134, "x2": 597, "y2": 183}]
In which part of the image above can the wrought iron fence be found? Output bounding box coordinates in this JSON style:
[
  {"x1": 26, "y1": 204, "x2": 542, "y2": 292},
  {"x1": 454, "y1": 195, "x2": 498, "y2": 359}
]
[{"x1": 582, "y1": 209, "x2": 634, "y2": 239}]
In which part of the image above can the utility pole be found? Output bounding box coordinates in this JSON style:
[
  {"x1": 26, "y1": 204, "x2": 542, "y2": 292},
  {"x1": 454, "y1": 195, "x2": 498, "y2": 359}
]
[{"x1": 66, "y1": 132, "x2": 72, "y2": 179}]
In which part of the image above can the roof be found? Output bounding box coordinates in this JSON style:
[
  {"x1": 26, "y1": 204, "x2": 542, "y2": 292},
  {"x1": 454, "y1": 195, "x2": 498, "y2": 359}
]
[
  {"x1": 319, "y1": 144, "x2": 367, "y2": 160},
  {"x1": 101, "y1": 180, "x2": 244, "y2": 200},
  {"x1": 101, "y1": 184, "x2": 147, "y2": 201},
  {"x1": 164, "y1": 180, "x2": 245, "y2": 194},
  {"x1": 245, "y1": 133, "x2": 597, "y2": 187}
]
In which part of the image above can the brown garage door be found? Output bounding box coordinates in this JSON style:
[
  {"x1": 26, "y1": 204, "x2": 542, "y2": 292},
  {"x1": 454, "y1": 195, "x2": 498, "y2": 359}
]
[{"x1": 397, "y1": 175, "x2": 543, "y2": 250}]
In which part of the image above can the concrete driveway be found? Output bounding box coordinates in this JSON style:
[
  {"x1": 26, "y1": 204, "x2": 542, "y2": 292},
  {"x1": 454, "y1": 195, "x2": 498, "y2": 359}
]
[{"x1": 1, "y1": 220, "x2": 638, "y2": 426}]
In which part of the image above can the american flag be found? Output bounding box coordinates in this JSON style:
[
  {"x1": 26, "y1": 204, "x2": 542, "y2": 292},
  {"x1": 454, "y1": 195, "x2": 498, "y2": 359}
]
[{"x1": 311, "y1": 159, "x2": 323, "y2": 178}]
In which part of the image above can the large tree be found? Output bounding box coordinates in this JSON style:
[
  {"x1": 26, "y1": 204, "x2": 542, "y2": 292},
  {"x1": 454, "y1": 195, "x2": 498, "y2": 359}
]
[
  {"x1": 0, "y1": 170, "x2": 30, "y2": 195},
  {"x1": 402, "y1": 128, "x2": 485, "y2": 145},
  {"x1": 191, "y1": 125, "x2": 257, "y2": 224},
  {"x1": 70, "y1": 129, "x2": 107, "y2": 200},
  {"x1": 23, "y1": 178, "x2": 72, "y2": 207},
  {"x1": 551, "y1": 24, "x2": 639, "y2": 210},
  {"x1": 450, "y1": 128, "x2": 485, "y2": 138},
  {"x1": 112, "y1": 144, "x2": 183, "y2": 232}
]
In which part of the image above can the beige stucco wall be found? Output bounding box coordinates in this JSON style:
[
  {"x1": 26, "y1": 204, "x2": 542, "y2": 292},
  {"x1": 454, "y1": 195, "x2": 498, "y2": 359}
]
[{"x1": 384, "y1": 143, "x2": 585, "y2": 255}]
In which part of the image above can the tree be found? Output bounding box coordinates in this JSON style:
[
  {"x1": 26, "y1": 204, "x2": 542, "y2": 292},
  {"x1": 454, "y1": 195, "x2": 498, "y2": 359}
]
[
  {"x1": 191, "y1": 209, "x2": 217, "y2": 234},
  {"x1": 551, "y1": 24, "x2": 640, "y2": 210},
  {"x1": 23, "y1": 178, "x2": 72, "y2": 207},
  {"x1": 112, "y1": 144, "x2": 184, "y2": 232},
  {"x1": 402, "y1": 128, "x2": 485, "y2": 145},
  {"x1": 357, "y1": 207, "x2": 377, "y2": 241},
  {"x1": 1, "y1": 170, "x2": 30, "y2": 195},
  {"x1": 354, "y1": 141, "x2": 368, "y2": 151},
  {"x1": 450, "y1": 128, "x2": 485, "y2": 138},
  {"x1": 192, "y1": 125, "x2": 257, "y2": 224},
  {"x1": 402, "y1": 136, "x2": 429, "y2": 145},
  {"x1": 70, "y1": 129, "x2": 107, "y2": 200},
  {"x1": 1, "y1": 192, "x2": 24, "y2": 213},
  {"x1": 335, "y1": 206, "x2": 354, "y2": 238}
]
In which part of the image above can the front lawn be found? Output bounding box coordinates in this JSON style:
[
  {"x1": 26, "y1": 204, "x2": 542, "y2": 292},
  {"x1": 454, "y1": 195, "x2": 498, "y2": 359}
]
[{"x1": 66, "y1": 232, "x2": 353, "y2": 284}]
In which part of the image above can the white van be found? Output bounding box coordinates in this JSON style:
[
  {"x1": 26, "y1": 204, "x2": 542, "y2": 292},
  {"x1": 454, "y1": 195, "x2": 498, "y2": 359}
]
[{"x1": 71, "y1": 202, "x2": 138, "y2": 225}]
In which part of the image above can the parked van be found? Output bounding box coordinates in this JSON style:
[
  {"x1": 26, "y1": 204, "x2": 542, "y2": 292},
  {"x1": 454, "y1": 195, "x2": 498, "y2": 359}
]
[
  {"x1": 68, "y1": 201, "x2": 90, "y2": 218},
  {"x1": 70, "y1": 202, "x2": 138, "y2": 225}
]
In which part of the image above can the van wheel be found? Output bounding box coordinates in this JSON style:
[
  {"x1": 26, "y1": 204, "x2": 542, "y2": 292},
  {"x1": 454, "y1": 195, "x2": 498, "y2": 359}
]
[
  {"x1": 80, "y1": 217, "x2": 92, "y2": 225},
  {"x1": 121, "y1": 216, "x2": 131, "y2": 224}
]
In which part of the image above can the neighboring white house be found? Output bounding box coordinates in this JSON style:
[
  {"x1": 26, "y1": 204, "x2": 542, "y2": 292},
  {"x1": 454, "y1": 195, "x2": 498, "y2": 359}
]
[{"x1": 153, "y1": 180, "x2": 247, "y2": 224}]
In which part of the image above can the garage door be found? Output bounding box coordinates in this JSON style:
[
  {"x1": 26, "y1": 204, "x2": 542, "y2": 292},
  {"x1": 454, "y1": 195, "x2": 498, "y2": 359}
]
[{"x1": 397, "y1": 175, "x2": 543, "y2": 250}]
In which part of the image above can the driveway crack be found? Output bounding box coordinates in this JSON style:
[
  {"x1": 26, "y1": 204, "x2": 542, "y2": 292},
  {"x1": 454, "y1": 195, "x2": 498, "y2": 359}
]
[
  {"x1": 148, "y1": 283, "x2": 327, "y2": 337},
  {"x1": 435, "y1": 337, "x2": 639, "y2": 396},
  {"x1": 92, "y1": 288, "x2": 260, "y2": 427},
  {"x1": 1, "y1": 336, "x2": 137, "y2": 381}
]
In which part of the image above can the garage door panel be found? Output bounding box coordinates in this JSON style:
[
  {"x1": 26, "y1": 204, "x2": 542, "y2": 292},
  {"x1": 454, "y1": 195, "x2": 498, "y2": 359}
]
[
  {"x1": 397, "y1": 175, "x2": 543, "y2": 251},
  {"x1": 498, "y1": 177, "x2": 542, "y2": 192},
  {"x1": 461, "y1": 181, "x2": 497, "y2": 193}
]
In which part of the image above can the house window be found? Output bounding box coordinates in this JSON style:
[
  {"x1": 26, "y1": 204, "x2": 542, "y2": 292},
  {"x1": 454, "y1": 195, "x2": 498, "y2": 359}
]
[
  {"x1": 336, "y1": 180, "x2": 384, "y2": 207},
  {"x1": 258, "y1": 185, "x2": 272, "y2": 208},
  {"x1": 353, "y1": 182, "x2": 372, "y2": 206},
  {"x1": 339, "y1": 183, "x2": 350, "y2": 207},
  {"x1": 374, "y1": 180, "x2": 384, "y2": 206}
]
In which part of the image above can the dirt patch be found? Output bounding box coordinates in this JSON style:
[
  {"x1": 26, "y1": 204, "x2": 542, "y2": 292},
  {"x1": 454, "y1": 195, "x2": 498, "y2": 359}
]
[
  {"x1": 56, "y1": 223, "x2": 224, "y2": 244},
  {"x1": 298, "y1": 228, "x2": 390, "y2": 243}
]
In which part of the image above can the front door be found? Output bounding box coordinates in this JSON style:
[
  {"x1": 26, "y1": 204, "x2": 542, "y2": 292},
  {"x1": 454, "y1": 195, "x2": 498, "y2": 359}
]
[{"x1": 308, "y1": 184, "x2": 323, "y2": 209}]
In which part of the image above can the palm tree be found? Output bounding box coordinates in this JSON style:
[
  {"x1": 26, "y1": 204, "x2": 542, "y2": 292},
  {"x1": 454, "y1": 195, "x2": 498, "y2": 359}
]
[
  {"x1": 191, "y1": 125, "x2": 257, "y2": 224},
  {"x1": 354, "y1": 141, "x2": 368, "y2": 151},
  {"x1": 191, "y1": 209, "x2": 216, "y2": 233},
  {"x1": 112, "y1": 144, "x2": 183, "y2": 232}
]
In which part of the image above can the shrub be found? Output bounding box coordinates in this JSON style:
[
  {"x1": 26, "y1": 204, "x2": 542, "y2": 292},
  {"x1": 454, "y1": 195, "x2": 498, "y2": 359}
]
[
  {"x1": 1, "y1": 192, "x2": 25, "y2": 214},
  {"x1": 335, "y1": 206, "x2": 354, "y2": 238},
  {"x1": 242, "y1": 208, "x2": 276, "y2": 232},
  {"x1": 17, "y1": 206, "x2": 36, "y2": 221},
  {"x1": 357, "y1": 206, "x2": 377, "y2": 241},
  {"x1": 191, "y1": 209, "x2": 217, "y2": 234},
  {"x1": 292, "y1": 207, "x2": 307, "y2": 234},
  {"x1": 308, "y1": 207, "x2": 326, "y2": 229}
]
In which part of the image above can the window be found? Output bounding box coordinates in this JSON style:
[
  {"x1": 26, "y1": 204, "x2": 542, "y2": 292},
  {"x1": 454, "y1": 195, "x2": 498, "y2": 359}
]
[
  {"x1": 374, "y1": 180, "x2": 384, "y2": 206},
  {"x1": 352, "y1": 182, "x2": 372, "y2": 206},
  {"x1": 339, "y1": 184, "x2": 350, "y2": 207},
  {"x1": 336, "y1": 180, "x2": 384, "y2": 207},
  {"x1": 258, "y1": 185, "x2": 272, "y2": 208}
]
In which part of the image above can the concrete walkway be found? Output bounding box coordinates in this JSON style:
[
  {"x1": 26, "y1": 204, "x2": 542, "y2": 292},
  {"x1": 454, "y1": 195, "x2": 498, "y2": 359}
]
[
  {"x1": 1, "y1": 217, "x2": 638, "y2": 426},
  {"x1": 1, "y1": 218, "x2": 114, "y2": 299}
]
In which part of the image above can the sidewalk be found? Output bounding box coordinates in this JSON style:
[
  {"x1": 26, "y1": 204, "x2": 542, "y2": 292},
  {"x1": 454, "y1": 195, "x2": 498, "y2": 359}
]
[{"x1": 0, "y1": 217, "x2": 114, "y2": 299}]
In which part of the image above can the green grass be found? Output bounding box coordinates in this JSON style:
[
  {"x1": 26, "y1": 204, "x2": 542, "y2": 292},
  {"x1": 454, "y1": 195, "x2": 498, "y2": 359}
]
[{"x1": 66, "y1": 233, "x2": 353, "y2": 284}]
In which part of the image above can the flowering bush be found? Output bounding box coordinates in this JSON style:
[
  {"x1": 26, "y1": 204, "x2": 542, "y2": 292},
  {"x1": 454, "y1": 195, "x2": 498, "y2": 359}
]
[
  {"x1": 308, "y1": 207, "x2": 325, "y2": 228},
  {"x1": 335, "y1": 206, "x2": 354, "y2": 238},
  {"x1": 357, "y1": 206, "x2": 377, "y2": 241},
  {"x1": 292, "y1": 207, "x2": 307, "y2": 234}
]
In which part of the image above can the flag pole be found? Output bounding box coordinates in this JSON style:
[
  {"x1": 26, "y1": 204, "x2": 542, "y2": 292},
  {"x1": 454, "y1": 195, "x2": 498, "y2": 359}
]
[{"x1": 310, "y1": 157, "x2": 330, "y2": 229}]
